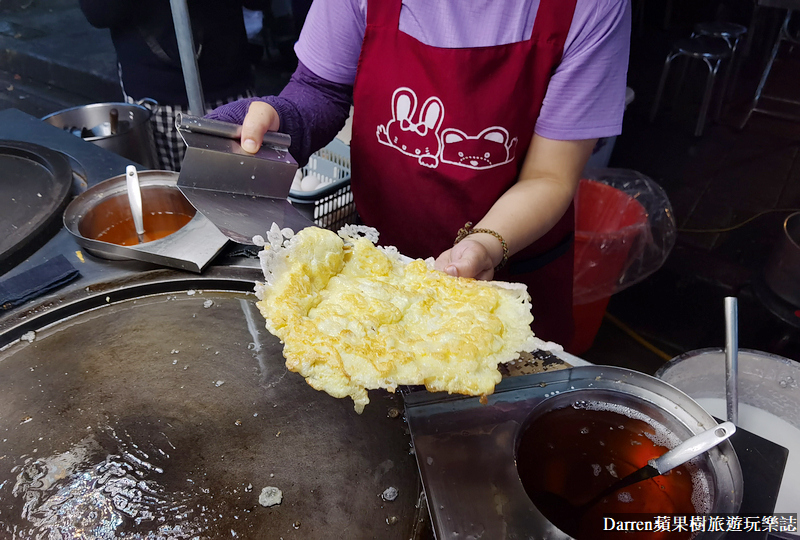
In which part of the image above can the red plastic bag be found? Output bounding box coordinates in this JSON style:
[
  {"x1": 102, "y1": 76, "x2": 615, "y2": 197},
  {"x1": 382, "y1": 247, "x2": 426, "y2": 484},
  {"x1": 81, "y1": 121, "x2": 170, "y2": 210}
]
[
  {"x1": 574, "y1": 169, "x2": 676, "y2": 305},
  {"x1": 568, "y1": 169, "x2": 676, "y2": 354}
]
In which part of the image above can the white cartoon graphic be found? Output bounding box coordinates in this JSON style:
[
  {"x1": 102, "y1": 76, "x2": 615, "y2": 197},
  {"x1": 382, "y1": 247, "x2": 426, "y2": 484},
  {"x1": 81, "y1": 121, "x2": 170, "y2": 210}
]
[
  {"x1": 376, "y1": 86, "x2": 517, "y2": 170},
  {"x1": 440, "y1": 127, "x2": 518, "y2": 170},
  {"x1": 377, "y1": 87, "x2": 444, "y2": 168}
]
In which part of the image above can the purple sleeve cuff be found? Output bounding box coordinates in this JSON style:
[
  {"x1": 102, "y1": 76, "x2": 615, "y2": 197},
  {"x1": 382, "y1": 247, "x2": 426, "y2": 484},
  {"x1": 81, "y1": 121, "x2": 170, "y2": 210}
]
[{"x1": 205, "y1": 62, "x2": 352, "y2": 166}]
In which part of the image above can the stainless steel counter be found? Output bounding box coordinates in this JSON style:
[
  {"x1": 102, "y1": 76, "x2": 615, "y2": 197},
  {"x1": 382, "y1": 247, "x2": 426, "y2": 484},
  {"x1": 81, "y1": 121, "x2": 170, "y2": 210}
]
[
  {"x1": 0, "y1": 109, "x2": 425, "y2": 539},
  {"x1": 0, "y1": 108, "x2": 262, "y2": 343}
]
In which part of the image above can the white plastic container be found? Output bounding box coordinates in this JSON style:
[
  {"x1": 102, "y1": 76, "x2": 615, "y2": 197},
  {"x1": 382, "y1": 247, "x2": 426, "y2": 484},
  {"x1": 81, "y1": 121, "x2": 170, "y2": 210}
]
[{"x1": 656, "y1": 348, "x2": 800, "y2": 518}]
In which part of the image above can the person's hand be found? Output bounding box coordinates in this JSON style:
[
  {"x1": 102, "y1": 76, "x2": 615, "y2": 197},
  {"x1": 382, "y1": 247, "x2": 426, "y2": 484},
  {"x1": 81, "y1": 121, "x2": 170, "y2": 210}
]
[
  {"x1": 434, "y1": 235, "x2": 501, "y2": 281},
  {"x1": 240, "y1": 101, "x2": 280, "y2": 154}
]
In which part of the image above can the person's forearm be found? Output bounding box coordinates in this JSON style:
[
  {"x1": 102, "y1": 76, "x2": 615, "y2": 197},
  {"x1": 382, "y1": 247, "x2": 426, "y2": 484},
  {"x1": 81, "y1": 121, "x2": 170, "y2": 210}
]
[
  {"x1": 472, "y1": 136, "x2": 596, "y2": 267},
  {"x1": 275, "y1": 64, "x2": 353, "y2": 165},
  {"x1": 206, "y1": 61, "x2": 352, "y2": 165},
  {"x1": 478, "y1": 177, "x2": 577, "y2": 259}
]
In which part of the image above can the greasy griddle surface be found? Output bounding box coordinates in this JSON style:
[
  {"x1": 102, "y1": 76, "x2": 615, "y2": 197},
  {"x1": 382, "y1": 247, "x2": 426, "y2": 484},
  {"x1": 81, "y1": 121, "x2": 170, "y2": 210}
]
[{"x1": 0, "y1": 291, "x2": 418, "y2": 539}]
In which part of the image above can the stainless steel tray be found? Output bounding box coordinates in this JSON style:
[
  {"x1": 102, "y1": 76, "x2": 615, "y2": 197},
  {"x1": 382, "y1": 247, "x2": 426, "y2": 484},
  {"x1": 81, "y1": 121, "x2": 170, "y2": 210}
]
[{"x1": 404, "y1": 365, "x2": 743, "y2": 540}]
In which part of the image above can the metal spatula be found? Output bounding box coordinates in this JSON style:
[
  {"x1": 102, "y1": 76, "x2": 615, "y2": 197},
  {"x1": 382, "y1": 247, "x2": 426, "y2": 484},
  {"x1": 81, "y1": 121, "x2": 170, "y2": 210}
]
[{"x1": 176, "y1": 114, "x2": 314, "y2": 244}]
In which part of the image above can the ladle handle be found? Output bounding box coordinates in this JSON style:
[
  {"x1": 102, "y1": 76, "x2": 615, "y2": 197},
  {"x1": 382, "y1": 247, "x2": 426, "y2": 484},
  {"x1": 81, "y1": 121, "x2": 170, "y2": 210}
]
[
  {"x1": 652, "y1": 421, "x2": 736, "y2": 475},
  {"x1": 725, "y1": 296, "x2": 739, "y2": 424},
  {"x1": 126, "y1": 165, "x2": 145, "y2": 236},
  {"x1": 110, "y1": 108, "x2": 119, "y2": 135}
]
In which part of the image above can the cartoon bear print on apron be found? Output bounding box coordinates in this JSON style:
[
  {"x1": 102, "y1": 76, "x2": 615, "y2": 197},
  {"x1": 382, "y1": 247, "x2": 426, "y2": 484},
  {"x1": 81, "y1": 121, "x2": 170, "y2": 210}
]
[{"x1": 376, "y1": 87, "x2": 518, "y2": 170}]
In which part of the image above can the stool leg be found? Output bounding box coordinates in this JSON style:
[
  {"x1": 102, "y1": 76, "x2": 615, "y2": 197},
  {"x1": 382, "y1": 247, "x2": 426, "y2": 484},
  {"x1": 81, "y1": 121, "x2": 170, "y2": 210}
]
[
  {"x1": 740, "y1": 14, "x2": 785, "y2": 129},
  {"x1": 741, "y1": 3, "x2": 761, "y2": 60},
  {"x1": 650, "y1": 52, "x2": 678, "y2": 122},
  {"x1": 696, "y1": 58, "x2": 721, "y2": 136},
  {"x1": 715, "y1": 39, "x2": 740, "y2": 120},
  {"x1": 671, "y1": 55, "x2": 691, "y2": 110}
]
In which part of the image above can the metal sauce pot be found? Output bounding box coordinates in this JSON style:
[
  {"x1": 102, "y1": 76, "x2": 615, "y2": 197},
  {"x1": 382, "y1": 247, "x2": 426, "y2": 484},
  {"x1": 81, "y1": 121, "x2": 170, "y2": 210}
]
[
  {"x1": 764, "y1": 211, "x2": 800, "y2": 308},
  {"x1": 42, "y1": 100, "x2": 159, "y2": 169},
  {"x1": 405, "y1": 365, "x2": 743, "y2": 540},
  {"x1": 62, "y1": 169, "x2": 229, "y2": 272}
]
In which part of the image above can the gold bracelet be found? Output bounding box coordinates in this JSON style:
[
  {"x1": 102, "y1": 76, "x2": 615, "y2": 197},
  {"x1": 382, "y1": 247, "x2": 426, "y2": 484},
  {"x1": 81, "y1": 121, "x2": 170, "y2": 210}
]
[{"x1": 453, "y1": 222, "x2": 509, "y2": 271}]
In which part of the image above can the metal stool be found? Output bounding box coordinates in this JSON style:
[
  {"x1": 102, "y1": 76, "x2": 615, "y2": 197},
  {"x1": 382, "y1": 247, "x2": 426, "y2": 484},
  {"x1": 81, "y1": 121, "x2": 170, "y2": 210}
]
[
  {"x1": 649, "y1": 36, "x2": 732, "y2": 136},
  {"x1": 692, "y1": 22, "x2": 748, "y2": 117},
  {"x1": 741, "y1": 9, "x2": 800, "y2": 128}
]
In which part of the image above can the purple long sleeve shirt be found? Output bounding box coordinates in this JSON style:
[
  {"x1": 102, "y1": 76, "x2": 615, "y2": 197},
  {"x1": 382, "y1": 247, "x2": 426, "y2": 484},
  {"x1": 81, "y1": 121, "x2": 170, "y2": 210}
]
[
  {"x1": 208, "y1": 0, "x2": 630, "y2": 165},
  {"x1": 207, "y1": 63, "x2": 352, "y2": 166}
]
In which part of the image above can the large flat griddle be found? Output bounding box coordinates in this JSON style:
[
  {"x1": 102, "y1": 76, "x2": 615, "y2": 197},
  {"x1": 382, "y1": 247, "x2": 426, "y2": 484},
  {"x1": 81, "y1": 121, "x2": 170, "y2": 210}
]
[
  {"x1": 0, "y1": 290, "x2": 419, "y2": 539},
  {"x1": 0, "y1": 140, "x2": 72, "y2": 273}
]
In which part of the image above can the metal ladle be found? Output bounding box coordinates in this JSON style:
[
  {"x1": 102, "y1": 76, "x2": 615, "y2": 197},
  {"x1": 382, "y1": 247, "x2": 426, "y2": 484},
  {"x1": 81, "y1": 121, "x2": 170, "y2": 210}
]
[
  {"x1": 125, "y1": 165, "x2": 146, "y2": 244},
  {"x1": 724, "y1": 296, "x2": 739, "y2": 424},
  {"x1": 537, "y1": 421, "x2": 737, "y2": 537}
]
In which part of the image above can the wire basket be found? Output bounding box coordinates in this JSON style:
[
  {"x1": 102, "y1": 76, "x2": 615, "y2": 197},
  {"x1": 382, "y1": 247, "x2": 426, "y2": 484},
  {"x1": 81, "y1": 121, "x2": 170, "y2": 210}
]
[{"x1": 288, "y1": 138, "x2": 357, "y2": 231}]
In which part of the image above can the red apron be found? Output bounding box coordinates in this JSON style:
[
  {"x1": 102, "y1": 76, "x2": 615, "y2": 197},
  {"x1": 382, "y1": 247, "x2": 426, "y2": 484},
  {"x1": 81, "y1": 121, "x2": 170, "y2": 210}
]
[{"x1": 350, "y1": 0, "x2": 578, "y2": 346}]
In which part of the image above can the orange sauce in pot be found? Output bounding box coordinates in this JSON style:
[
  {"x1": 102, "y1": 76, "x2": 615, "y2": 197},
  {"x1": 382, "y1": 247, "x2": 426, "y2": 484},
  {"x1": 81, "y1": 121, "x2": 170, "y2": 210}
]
[
  {"x1": 517, "y1": 405, "x2": 710, "y2": 539},
  {"x1": 94, "y1": 211, "x2": 193, "y2": 246}
]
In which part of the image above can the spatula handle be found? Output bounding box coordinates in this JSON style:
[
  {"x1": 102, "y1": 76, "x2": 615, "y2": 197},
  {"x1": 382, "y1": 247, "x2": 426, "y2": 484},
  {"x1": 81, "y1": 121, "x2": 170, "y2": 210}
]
[
  {"x1": 175, "y1": 114, "x2": 291, "y2": 149},
  {"x1": 652, "y1": 421, "x2": 736, "y2": 474}
]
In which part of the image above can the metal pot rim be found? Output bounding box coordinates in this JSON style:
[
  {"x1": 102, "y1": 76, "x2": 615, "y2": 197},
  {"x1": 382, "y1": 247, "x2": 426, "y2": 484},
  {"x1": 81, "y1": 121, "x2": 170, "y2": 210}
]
[
  {"x1": 61, "y1": 169, "x2": 229, "y2": 273},
  {"x1": 42, "y1": 102, "x2": 155, "y2": 141},
  {"x1": 63, "y1": 169, "x2": 182, "y2": 246},
  {"x1": 657, "y1": 347, "x2": 800, "y2": 378},
  {"x1": 42, "y1": 101, "x2": 154, "y2": 119}
]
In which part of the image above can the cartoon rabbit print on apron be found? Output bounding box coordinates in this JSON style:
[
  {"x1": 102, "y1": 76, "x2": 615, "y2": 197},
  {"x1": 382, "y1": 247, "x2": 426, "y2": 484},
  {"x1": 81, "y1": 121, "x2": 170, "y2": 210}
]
[{"x1": 377, "y1": 87, "x2": 518, "y2": 170}]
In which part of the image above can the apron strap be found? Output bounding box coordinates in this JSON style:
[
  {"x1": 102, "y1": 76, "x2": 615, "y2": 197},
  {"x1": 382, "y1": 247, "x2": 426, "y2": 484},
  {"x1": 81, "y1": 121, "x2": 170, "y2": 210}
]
[
  {"x1": 367, "y1": 0, "x2": 402, "y2": 28},
  {"x1": 531, "y1": 0, "x2": 577, "y2": 44}
]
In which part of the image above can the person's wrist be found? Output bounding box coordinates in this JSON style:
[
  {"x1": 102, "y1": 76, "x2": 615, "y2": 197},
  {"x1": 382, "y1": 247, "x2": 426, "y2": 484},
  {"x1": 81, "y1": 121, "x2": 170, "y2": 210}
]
[
  {"x1": 453, "y1": 222, "x2": 509, "y2": 271},
  {"x1": 468, "y1": 233, "x2": 505, "y2": 270}
]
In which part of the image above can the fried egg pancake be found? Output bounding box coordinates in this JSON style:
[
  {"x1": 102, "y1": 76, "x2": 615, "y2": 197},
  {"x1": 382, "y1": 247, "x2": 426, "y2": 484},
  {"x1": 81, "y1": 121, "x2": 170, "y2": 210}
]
[{"x1": 254, "y1": 224, "x2": 542, "y2": 413}]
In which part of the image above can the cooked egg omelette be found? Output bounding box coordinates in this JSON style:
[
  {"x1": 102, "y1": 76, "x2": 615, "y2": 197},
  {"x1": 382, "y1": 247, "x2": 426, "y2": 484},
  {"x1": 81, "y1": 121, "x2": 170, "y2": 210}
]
[{"x1": 254, "y1": 224, "x2": 540, "y2": 413}]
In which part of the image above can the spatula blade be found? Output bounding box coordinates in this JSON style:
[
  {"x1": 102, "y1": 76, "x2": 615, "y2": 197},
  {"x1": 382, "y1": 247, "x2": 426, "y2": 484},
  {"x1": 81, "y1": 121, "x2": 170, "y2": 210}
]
[
  {"x1": 176, "y1": 115, "x2": 314, "y2": 244},
  {"x1": 178, "y1": 130, "x2": 297, "y2": 198},
  {"x1": 178, "y1": 189, "x2": 313, "y2": 245}
]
